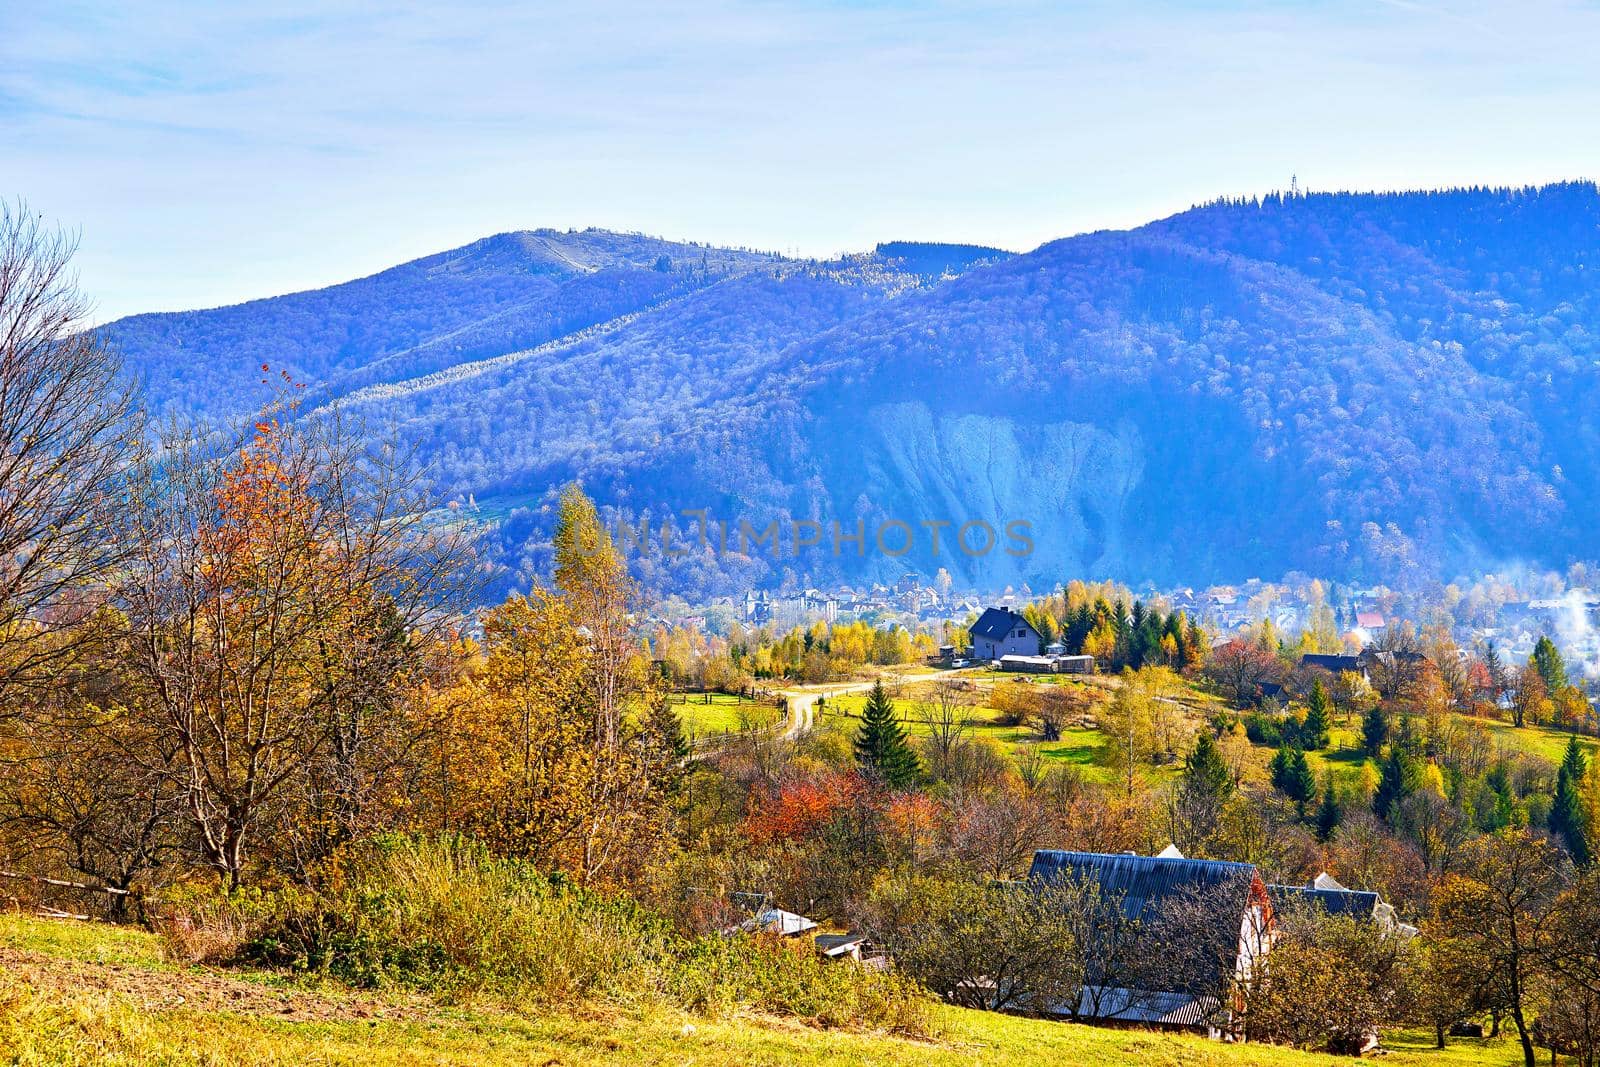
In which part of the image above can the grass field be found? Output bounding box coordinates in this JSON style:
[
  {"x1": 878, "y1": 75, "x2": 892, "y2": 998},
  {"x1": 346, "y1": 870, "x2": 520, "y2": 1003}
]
[
  {"x1": 819, "y1": 673, "x2": 1162, "y2": 785},
  {"x1": 1297, "y1": 711, "x2": 1600, "y2": 793},
  {"x1": 668, "y1": 690, "x2": 779, "y2": 737},
  {"x1": 819, "y1": 666, "x2": 1600, "y2": 802},
  {"x1": 0, "y1": 913, "x2": 1521, "y2": 1065}
]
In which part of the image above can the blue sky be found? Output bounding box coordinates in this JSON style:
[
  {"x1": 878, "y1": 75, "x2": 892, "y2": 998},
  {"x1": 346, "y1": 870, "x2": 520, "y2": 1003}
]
[{"x1": 5, "y1": 0, "x2": 1600, "y2": 322}]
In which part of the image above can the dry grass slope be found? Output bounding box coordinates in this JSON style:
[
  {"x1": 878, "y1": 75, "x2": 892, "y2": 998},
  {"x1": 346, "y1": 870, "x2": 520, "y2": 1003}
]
[{"x1": 0, "y1": 913, "x2": 1521, "y2": 1066}]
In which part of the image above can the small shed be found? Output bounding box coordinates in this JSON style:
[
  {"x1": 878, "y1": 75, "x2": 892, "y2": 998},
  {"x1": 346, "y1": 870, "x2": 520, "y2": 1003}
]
[
  {"x1": 731, "y1": 907, "x2": 818, "y2": 938},
  {"x1": 814, "y1": 931, "x2": 870, "y2": 961},
  {"x1": 999, "y1": 654, "x2": 1057, "y2": 673}
]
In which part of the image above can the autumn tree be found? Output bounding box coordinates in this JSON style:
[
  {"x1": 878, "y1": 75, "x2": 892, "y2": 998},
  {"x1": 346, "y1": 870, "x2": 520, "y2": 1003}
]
[
  {"x1": 1103, "y1": 674, "x2": 1156, "y2": 797},
  {"x1": 1250, "y1": 904, "x2": 1416, "y2": 1052},
  {"x1": 1206, "y1": 638, "x2": 1279, "y2": 708},
  {"x1": 552, "y1": 483, "x2": 641, "y2": 750},
  {"x1": 1411, "y1": 932, "x2": 1499, "y2": 1049},
  {"x1": 118, "y1": 419, "x2": 337, "y2": 887},
  {"x1": 0, "y1": 204, "x2": 139, "y2": 698},
  {"x1": 1433, "y1": 829, "x2": 1572, "y2": 1067},
  {"x1": 913, "y1": 676, "x2": 971, "y2": 776},
  {"x1": 117, "y1": 409, "x2": 473, "y2": 887},
  {"x1": 0, "y1": 614, "x2": 181, "y2": 916},
  {"x1": 1542, "y1": 870, "x2": 1600, "y2": 1063},
  {"x1": 1369, "y1": 624, "x2": 1426, "y2": 701},
  {"x1": 1332, "y1": 669, "x2": 1377, "y2": 726},
  {"x1": 446, "y1": 592, "x2": 596, "y2": 864},
  {"x1": 859, "y1": 872, "x2": 1084, "y2": 1012},
  {"x1": 1510, "y1": 664, "x2": 1552, "y2": 729},
  {"x1": 941, "y1": 786, "x2": 1053, "y2": 879}
]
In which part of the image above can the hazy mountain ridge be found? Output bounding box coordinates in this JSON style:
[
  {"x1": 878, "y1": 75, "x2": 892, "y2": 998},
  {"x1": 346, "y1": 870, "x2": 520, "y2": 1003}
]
[
  {"x1": 103, "y1": 185, "x2": 1600, "y2": 595},
  {"x1": 110, "y1": 229, "x2": 782, "y2": 421}
]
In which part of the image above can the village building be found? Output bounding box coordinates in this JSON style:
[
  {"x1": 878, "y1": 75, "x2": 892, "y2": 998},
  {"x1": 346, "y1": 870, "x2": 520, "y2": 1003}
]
[
  {"x1": 1027, "y1": 849, "x2": 1272, "y2": 1038},
  {"x1": 999, "y1": 653, "x2": 1095, "y2": 674},
  {"x1": 1268, "y1": 871, "x2": 1418, "y2": 938},
  {"x1": 813, "y1": 931, "x2": 871, "y2": 962},
  {"x1": 1024, "y1": 849, "x2": 1412, "y2": 1044},
  {"x1": 1298, "y1": 652, "x2": 1370, "y2": 682},
  {"x1": 969, "y1": 607, "x2": 1042, "y2": 661}
]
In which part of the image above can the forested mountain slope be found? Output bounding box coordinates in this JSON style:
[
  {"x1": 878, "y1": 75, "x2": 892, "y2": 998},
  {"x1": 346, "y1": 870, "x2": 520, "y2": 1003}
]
[
  {"x1": 103, "y1": 185, "x2": 1600, "y2": 595},
  {"x1": 110, "y1": 229, "x2": 781, "y2": 422}
]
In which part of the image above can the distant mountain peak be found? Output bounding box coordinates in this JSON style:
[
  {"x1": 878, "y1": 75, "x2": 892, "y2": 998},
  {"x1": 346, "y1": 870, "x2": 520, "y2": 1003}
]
[{"x1": 104, "y1": 183, "x2": 1600, "y2": 595}]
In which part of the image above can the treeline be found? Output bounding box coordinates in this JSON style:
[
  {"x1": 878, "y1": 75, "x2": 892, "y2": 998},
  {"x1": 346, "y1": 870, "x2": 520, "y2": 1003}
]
[
  {"x1": 651, "y1": 618, "x2": 935, "y2": 690},
  {"x1": 998, "y1": 580, "x2": 1206, "y2": 672}
]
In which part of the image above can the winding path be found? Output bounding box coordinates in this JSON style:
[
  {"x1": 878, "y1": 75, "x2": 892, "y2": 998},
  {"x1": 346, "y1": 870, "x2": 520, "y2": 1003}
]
[{"x1": 776, "y1": 681, "x2": 874, "y2": 740}]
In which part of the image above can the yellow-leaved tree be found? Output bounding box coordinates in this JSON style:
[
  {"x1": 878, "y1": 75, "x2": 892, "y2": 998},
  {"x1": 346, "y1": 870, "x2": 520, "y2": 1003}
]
[{"x1": 417, "y1": 484, "x2": 683, "y2": 885}]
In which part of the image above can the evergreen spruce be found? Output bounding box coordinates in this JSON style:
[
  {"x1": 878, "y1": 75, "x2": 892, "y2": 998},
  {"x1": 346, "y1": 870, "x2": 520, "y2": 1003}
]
[
  {"x1": 1482, "y1": 640, "x2": 1507, "y2": 701},
  {"x1": 1551, "y1": 736, "x2": 1592, "y2": 866},
  {"x1": 1361, "y1": 703, "x2": 1390, "y2": 758},
  {"x1": 1183, "y1": 732, "x2": 1234, "y2": 801},
  {"x1": 1315, "y1": 773, "x2": 1342, "y2": 841},
  {"x1": 1302, "y1": 680, "x2": 1332, "y2": 750},
  {"x1": 1374, "y1": 746, "x2": 1418, "y2": 822},
  {"x1": 854, "y1": 680, "x2": 920, "y2": 789},
  {"x1": 647, "y1": 694, "x2": 690, "y2": 763},
  {"x1": 1271, "y1": 745, "x2": 1316, "y2": 813}
]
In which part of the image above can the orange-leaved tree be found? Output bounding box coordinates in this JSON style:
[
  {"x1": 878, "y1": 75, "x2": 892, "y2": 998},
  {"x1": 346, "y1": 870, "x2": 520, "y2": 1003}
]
[{"x1": 119, "y1": 404, "x2": 474, "y2": 888}]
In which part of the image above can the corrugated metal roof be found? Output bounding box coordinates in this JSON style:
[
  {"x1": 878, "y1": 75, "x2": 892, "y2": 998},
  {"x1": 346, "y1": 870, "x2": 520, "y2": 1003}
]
[
  {"x1": 1029, "y1": 850, "x2": 1260, "y2": 1002},
  {"x1": 1300, "y1": 653, "x2": 1364, "y2": 673},
  {"x1": 1053, "y1": 987, "x2": 1222, "y2": 1028},
  {"x1": 1268, "y1": 883, "x2": 1380, "y2": 918},
  {"x1": 1029, "y1": 850, "x2": 1257, "y2": 924}
]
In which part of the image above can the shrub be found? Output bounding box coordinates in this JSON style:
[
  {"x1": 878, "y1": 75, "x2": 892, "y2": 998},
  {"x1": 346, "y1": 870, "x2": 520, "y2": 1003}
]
[
  {"x1": 241, "y1": 834, "x2": 667, "y2": 1005},
  {"x1": 229, "y1": 833, "x2": 933, "y2": 1034},
  {"x1": 671, "y1": 935, "x2": 931, "y2": 1034},
  {"x1": 154, "y1": 882, "x2": 277, "y2": 966},
  {"x1": 1243, "y1": 712, "x2": 1283, "y2": 747}
]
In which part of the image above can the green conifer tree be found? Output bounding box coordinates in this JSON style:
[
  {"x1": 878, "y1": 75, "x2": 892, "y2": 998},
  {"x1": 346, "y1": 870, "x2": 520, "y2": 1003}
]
[
  {"x1": 1374, "y1": 746, "x2": 1419, "y2": 822},
  {"x1": 1362, "y1": 703, "x2": 1390, "y2": 758},
  {"x1": 1533, "y1": 635, "x2": 1569, "y2": 694},
  {"x1": 1315, "y1": 773, "x2": 1342, "y2": 841},
  {"x1": 854, "y1": 680, "x2": 920, "y2": 789},
  {"x1": 1303, "y1": 680, "x2": 1332, "y2": 750},
  {"x1": 1183, "y1": 732, "x2": 1234, "y2": 800},
  {"x1": 1271, "y1": 745, "x2": 1316, "y2": 813},
  {"x1": 1551, "y1": 736, "x2": 1592, "y2": 866}
]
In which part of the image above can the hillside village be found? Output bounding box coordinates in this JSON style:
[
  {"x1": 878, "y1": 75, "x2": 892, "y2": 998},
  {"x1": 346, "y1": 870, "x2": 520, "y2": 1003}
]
[{"x1": 711, "y1": 574, "x2": 1600, "y2": 696}]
